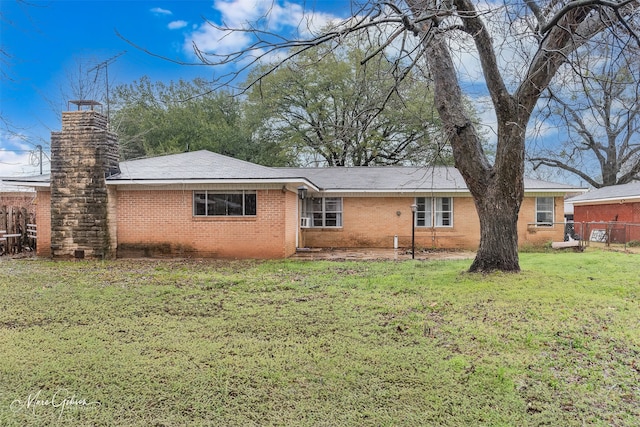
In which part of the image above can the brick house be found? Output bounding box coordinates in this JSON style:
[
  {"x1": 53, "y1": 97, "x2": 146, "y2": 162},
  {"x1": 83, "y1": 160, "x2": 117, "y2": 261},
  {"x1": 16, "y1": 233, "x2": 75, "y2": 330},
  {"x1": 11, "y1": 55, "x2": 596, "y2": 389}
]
[
  {"x1": 568, "y1": 182, "x2": 640, "y2": 242},
  {"x1": 6, "y1": 106, "x2": 582, "y2": 259}
]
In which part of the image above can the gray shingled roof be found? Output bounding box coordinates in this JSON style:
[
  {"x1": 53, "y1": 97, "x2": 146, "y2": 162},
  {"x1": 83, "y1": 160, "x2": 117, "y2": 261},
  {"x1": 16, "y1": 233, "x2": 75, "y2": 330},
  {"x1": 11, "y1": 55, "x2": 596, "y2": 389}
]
[
  {"x1": 112, "y1": 150, "x2": 294, "y2": 180},
  {"x1": 568, "y1": 181, "x2": 640, "y2": 203},
  {"x1": 278, "y1": 166, "x2": 581, "y2": 192},
  {"x1": 4, "y1": 150, "x2": 583, "y2": 193},
  {"x1": 1, "y1": 174, "x2": 51, "y2": 187},
  {"x1": 279, "y1": 166, "x2": 466, "y2": 191}
]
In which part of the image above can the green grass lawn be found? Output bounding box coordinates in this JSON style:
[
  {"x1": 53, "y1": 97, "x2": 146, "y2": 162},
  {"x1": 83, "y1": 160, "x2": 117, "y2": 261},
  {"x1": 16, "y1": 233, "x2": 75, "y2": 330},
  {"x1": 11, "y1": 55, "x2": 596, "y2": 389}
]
[{"x1": 0, "y1": 250, "x2": 638, "y2": 426}]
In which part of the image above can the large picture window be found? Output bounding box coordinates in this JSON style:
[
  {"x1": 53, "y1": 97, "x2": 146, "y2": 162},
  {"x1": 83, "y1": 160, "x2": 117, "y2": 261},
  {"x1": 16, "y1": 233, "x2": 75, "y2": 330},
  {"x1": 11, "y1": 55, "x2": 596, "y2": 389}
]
[
  {"x1": 193, "y1": 191, "x2": 257, "y2": 216},
  {"x1": 415, "y1": 197, "x2": 453, "y2": 227},
  {"x1": 303, "y1": 197, "x2": 343, "y2": 227},
  {"x1": 535, "y1": 197, "x2": 554, "y2": 226}
]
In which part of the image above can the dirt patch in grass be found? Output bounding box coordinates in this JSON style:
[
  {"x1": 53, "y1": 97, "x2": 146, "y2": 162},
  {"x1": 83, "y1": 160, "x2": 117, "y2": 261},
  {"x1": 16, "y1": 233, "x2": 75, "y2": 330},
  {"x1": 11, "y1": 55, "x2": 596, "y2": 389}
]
[{"x1": 292, "y1": 247, "x2": 476, "y2": 261}]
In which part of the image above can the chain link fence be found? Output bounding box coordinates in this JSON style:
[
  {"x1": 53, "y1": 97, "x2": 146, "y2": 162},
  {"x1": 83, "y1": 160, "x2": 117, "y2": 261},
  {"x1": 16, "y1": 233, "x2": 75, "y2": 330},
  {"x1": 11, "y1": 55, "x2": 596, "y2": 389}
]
[{"x1": 567, "y1": 222, "x2": 640, "y2": 250}]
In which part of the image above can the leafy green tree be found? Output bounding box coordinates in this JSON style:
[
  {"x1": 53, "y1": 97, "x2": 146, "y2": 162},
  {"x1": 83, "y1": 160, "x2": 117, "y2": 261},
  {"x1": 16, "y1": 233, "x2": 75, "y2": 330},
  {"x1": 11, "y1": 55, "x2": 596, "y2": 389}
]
[
  {"x1": 245, "y1": 38, "x2": 448, "y2": 166},
  {"x1": 111, "y1": 77, "x2": 293, "y2": 165}
]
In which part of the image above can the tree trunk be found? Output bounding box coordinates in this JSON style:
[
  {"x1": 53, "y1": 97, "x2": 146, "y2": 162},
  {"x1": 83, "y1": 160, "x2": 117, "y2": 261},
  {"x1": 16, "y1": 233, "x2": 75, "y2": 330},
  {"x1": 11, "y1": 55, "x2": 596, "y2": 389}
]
[
  {"x1": 418, "y1": 15, "x2": 525, "y2": 273},
  {"x1": 469, "y1": 184, "x2": 521, "y2": 273}
]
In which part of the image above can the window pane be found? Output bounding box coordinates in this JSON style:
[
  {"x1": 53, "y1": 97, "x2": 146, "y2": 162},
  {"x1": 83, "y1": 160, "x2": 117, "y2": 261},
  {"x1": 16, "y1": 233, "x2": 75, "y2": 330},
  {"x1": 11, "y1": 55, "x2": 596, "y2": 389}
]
[
  {"x1": 223, "y1": 194, "x2": 242, "y2": 216},
  {"x1": 437, "y1": 212, "x2": 451, "y2": 226},
  {"x1": 194, "y1": 191, "x2": 256, "y2": 217},
  {"x1": 306, "y1": 197, "x2": 343, "y2": 227},
  {"x1": 209, "y1": 194, "x2": 225, "y2": 215},
  {"x1": 312, "y1": 213, "x2": 324, "y2": 227},
  {"x1": 194, "y1": 192, "x2": 206, "y2": 216},
  {"x1": 537, "y1": 212, "x2": 553, "y2": 223},
  {"x1": 325, "y1": 198, "x2": 341, "y2": 212},
  {"x1": 537, "y1": 197, "x2": 553, "y2": 211},
  {"x1": 536, "y1": 197, "x2": 554, "y2": 224},
  {"x1": 435, "y1": 198, "x2": 452, "y2": 226},
  {"x1": 437, "y1": 197, "x2": 450, "y2": 211},
  {"x1": 416, "y1": 197, "x2": 433, "y2": 227},
  {"x1": 244, "y1": 193, "x2": 257, "y2": 216},
  {"x1": 325, "y1": 213, "x2": 338, "y2": 227}
]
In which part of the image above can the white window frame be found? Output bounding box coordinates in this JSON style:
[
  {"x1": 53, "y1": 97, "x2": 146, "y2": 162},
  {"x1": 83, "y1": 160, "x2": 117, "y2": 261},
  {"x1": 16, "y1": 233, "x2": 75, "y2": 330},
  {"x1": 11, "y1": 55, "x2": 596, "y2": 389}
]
[
  {"x1": 535, "y1": 197, "x2": 554, "y2": 226},
  {"x1": 303, "y1": 197, "x2": 343, "y2": 228},
  {"x1": 415, "y1": 197, "x2": 453, "y2": 228},
  {"x1": 193, "y1": 190, "x2": 257, "y2": 217}
]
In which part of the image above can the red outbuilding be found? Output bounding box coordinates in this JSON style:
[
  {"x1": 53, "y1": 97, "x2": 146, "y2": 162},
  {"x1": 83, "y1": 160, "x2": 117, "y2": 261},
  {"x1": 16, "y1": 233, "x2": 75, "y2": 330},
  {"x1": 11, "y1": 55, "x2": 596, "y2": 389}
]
[{"x1": 569, "y1": 182, "x2": 640, "y2": 243}]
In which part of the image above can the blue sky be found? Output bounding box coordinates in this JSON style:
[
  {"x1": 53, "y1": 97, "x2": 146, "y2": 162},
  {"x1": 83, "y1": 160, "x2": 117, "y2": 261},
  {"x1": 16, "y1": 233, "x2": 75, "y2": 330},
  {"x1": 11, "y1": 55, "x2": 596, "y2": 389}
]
[
  {"x1": 0, "y1": 1, "x2": 593, "y2": 186},
  {"x1": 0, "y1": 0, "x2": 347, "y2": 176}
]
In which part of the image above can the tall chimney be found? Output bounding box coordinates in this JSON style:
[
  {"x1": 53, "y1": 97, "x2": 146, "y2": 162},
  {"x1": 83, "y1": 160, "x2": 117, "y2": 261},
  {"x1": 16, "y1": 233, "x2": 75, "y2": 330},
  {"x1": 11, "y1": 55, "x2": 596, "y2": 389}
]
[{"x1": 50, "y1": 100, "x2": 119, "y2": 259}]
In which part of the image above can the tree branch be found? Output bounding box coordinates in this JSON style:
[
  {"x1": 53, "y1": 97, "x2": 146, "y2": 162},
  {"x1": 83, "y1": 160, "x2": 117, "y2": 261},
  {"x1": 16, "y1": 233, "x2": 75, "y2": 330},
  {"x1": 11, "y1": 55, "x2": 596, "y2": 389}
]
[{"x1": 530, "y1": 156, "x2": 603, "y2": 187}]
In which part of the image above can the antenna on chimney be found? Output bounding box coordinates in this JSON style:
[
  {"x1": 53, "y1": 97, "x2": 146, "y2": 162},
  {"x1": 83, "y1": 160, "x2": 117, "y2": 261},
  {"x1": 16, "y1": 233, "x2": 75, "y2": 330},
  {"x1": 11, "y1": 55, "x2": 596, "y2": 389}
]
[{"x1": 87, "y1": 51, "x2": 126, "y2": 128}]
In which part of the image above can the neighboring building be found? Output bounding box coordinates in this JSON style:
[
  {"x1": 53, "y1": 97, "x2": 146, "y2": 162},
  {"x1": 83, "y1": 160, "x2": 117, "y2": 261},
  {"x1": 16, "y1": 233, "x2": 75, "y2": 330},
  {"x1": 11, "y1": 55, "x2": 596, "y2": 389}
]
[
  {"x1": 6, "y1": 104, "x2": 584, "y2": 259},
  {"x1": 568, "y1": 181, "x2": 640, "y2": 242},
  {"x1": 0, "y1": 182, "x2": 36, "y2": 215}
]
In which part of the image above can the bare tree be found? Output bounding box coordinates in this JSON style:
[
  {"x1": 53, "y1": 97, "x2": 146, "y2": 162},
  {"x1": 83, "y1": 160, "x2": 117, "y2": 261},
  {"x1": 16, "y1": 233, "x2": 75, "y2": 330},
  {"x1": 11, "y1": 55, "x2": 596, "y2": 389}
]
[
  {"x1": 529, "y1": 35, "x2": 640, "y2": 187},
  {"x1": 181, "y1": 0, "x2": 639, "y2": 272}
]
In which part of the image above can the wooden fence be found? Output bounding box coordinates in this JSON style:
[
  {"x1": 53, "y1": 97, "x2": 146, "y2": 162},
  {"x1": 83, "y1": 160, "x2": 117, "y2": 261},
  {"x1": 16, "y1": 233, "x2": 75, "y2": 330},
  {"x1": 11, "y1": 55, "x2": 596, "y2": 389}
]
[{"x1": 0, "y1": 205, "x2": 36, "y2": 255}]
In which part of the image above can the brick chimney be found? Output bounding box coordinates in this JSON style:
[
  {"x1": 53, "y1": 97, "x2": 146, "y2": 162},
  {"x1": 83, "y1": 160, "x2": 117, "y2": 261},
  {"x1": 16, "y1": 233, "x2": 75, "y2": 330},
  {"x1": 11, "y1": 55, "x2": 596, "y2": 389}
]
[{"x1": 50, "y1": 100, "x2": 120, "y2": 259}]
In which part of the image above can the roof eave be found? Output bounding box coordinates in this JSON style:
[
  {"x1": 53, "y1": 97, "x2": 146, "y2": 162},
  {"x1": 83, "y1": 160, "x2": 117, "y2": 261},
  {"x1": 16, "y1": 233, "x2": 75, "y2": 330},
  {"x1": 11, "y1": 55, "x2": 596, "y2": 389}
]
[
  {"x1": 107, "y1": 177, "x2": 320, "y2": 191},
  {"x1": 0, "y1": 180, "x2": 50, "y2": 188},
  {"x1": 318, "y1": 188, "x2": 469, "y2": 193},
  {"x1": 572, "y1": 195, "x2": 640, "y2": 205}
]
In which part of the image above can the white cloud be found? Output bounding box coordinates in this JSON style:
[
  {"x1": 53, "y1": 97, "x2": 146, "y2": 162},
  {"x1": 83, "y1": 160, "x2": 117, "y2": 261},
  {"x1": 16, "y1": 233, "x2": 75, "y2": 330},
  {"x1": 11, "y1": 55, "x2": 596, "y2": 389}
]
[
  {"x1": 183, "y1": 0, "x2": 343, "y2": 60},
  {"x1": 151, "y1": 7, "x2": 173, "y2": 16},
  {"x1": 0, "y1": 138, "x2": 47, "y2": 177},
  {"x1": 168, "y1": 20, "x2": 188, "y2": 30},
  {"x1": 187, "y1": 25, "x2": 252, "y2": 56}
]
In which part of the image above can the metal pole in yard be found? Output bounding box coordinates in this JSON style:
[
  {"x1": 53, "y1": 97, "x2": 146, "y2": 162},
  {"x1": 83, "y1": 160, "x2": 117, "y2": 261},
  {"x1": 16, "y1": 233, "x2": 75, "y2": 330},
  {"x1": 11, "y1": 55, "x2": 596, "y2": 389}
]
[{"x1": 411, "y1": 204, "x2": 417, "y2": 259}]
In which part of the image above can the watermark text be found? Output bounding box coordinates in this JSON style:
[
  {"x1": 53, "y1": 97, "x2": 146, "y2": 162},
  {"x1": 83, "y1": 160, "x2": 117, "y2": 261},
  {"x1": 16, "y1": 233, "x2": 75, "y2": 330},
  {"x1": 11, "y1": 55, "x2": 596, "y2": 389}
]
[{"x1": 10, "y1": 389, "x2": 101, "y2": 419}]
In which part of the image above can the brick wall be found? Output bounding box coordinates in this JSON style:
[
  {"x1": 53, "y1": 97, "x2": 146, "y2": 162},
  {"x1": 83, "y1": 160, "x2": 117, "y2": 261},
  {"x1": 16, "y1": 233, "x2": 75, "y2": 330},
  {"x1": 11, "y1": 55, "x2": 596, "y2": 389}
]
[
  {"x1": 520, "y1": 196, "x2": 566, "y2": 246},
  {"x1": 574, "y1": 202, "x2": 640, "y2": 242},
  {"x1": 0, "y1": 192, "x2": 36, "y2": 216},
  {"x1": 34, "y1": 190, "x2": 51, "y2": 257},
  {"x1": 115, "y1": 188, "x2": 297, "y2": 259},
  {"x1": 35, "y1": 187, "x2": 566, "y2": 257},
  {"x1": 574, "y1": 202, "x2": 640, "y2": 224},
  {"x1": 302, "y1": 195, "x2": 565, "y2": 250}
]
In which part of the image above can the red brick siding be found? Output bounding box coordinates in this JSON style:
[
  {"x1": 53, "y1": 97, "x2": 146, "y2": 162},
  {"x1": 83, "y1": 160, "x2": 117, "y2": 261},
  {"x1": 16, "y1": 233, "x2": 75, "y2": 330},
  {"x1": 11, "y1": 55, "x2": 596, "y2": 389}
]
[
  {"x1": 574, "y1": 202, "x2": 640, "y2": 223},
  {"x1": 520, "y1": 196, "x2": 566, "y2": 246},
  {"x1": 0, "y1": 192, "x2": 36, "y2": 216},
  {"x1": 116, "y1": 189, "x2": 296, "y2": 258},
  {"x1": 34, "y1": 188, "x2": 568, "y2": 257},
  {"x1": 302, "y1": 195, "x2": 565, "y2": 250},
  {"x1": 35, "y1": 190, "x2": 51, "y2": 257},
  {"x1": 574, "y1": 202, "x2": 640, "y2": 241}
]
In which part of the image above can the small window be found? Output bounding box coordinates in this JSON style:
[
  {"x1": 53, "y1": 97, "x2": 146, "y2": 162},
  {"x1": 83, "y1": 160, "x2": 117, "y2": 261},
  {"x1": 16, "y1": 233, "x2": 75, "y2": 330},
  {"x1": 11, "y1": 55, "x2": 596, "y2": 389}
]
[
  {"x1": 415, "y1": 197, "x2": 453, "y2": 227},
  {"x1": 303, "y1": 197, "x2": 342, "y2": 227},
  {"x1": 193, "y1": 191, "x2": 257, "y2": 216},
  {"x1": 536, "y1": 197, "x2": 554, "y2": 226}
]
